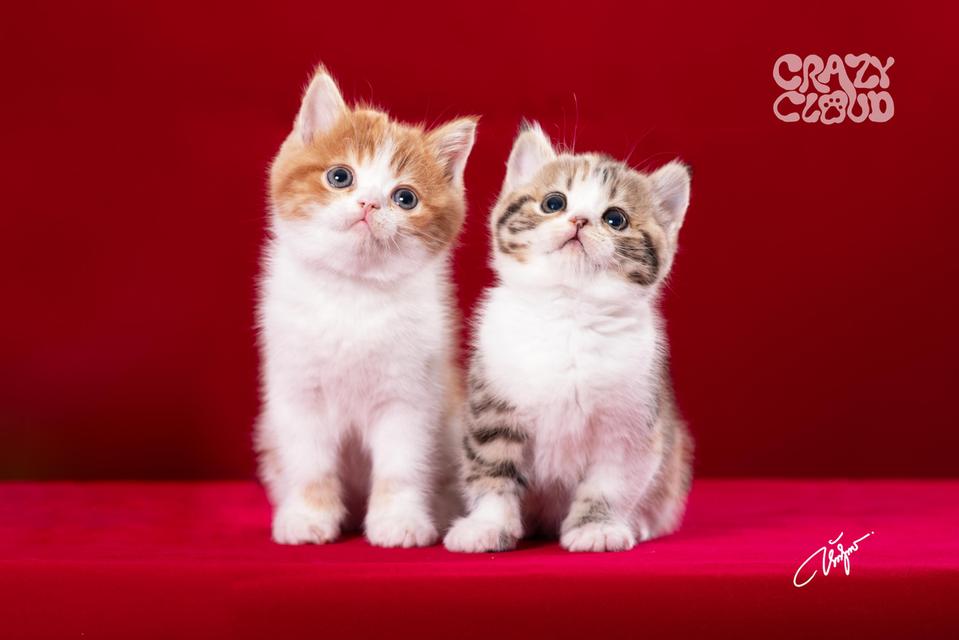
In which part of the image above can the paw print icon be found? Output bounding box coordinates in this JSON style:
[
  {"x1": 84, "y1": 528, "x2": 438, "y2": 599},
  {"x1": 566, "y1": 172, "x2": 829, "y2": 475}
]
[{"x1": 818, "y1": 91, "x2": 849, "y2": 125}]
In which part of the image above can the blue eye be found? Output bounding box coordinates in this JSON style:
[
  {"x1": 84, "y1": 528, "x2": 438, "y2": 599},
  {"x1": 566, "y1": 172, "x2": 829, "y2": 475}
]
[
  {"x1": 391, "y1": 188, "x2": 418, "y2": 210},
  {"x1": 602, "y1": 208, "x2": 628, "y2": 230},
  {"x1": 326, "y1": 166, "x2": 353, "y2": 188},
  {"x1": 541, "y1": 193, "x2": 566, "y2": 213}
]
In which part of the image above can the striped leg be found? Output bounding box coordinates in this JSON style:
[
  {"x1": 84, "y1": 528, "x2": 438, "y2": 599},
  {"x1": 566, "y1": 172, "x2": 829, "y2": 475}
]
[
  {"x1": 444, "y1": 375, "x2": 528, "y2": 553},
  {"x1": 559, "y1": 436, "x2": 643, "y2": 552}
]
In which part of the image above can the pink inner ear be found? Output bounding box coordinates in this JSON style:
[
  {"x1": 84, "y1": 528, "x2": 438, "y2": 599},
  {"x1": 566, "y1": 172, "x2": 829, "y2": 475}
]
[
  {"x1": 507, "y1": 124, "x2": 555, "y2": 189},
  {"x1": 651, "y1": 163, "x2": 691, "y2": 230},
  {"x1": 431, "y1": 120, "x2": 477, "y2": 181},
  {"x1": 298, "y1": 74, "x2": 346, "y2": 143}
]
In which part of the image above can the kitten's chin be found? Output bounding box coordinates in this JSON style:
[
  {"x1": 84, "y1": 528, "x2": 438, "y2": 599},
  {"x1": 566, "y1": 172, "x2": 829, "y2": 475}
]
[
  {"x1": 314, "y1": 236, "x2": 434, "y2": 284},
  {"x1": 550, "y1": 238, "x2": 608, "y2": 274},
  {"x1": 496, "y1": 250, "x2": 642, "y2": 299},
  {"x1": 318, "y1": 247, "x2": 421, "y2": 283},
  {"x1": 274, "y1": 215, "x2": 439, "y2": 284},
  {"x1": 558, "y1": 236, "x2": 586, "y2": 254}
]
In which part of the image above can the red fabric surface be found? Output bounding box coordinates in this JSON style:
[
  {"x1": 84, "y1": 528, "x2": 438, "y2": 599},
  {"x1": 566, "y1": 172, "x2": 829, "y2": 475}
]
[
  {"x1": 2, "y1": 480, "x2": 956, "y2": 638},
  {"x1": 3, "y1": 1, "x2": 959, "y2": 479}
]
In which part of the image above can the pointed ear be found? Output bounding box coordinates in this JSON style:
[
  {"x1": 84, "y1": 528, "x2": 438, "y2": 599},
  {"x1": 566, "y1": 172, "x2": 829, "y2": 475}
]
[
  {"x1": 650, "y1": 160, "x2": 691, "y2": 236},
  {"x1": 505, "y1": 121, "x2": 556, "y2": 191},
  {"x1": 428, "y1": 117, "x2": 478, "y2": 186},
  {"x1": 295, "y1": 65, "x2": 347, "y2": 144}
]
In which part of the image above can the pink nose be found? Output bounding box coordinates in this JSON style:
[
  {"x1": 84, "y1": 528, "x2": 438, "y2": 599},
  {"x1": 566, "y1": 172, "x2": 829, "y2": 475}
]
[
  {"x1": 570, "y1": 216, "x2": 588, "y2": 228},
  {"x1": 359, "y1": 200, "x2": 381, "y2": 221}
]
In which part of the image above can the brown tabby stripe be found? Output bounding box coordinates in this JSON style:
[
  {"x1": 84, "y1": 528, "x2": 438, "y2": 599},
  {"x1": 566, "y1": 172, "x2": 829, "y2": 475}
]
[
  {"x1": 506, "y1": 216, "x2": 540, "y2": 233},
  {"x1": 572, "y1": 497, "x2": 612, "y2": 528},
  {"x1": 639, "y1": 230, "x2": 660, "y2": 273},
  {"x1": 471, "y1": 424, "x2": 527, "y2": 444},
  {"x1": 496, "y1": 196, "x2": 543, "y2": 259},
  {"x1": 462, "y1": 365, "x2": 530, "y2": 495},
  {"x1": 599, "y1": 163, "x2": 624, "y2": 200},
  {"x1": 463, "y1": 436, "x2": 528, "y2": 487},
  {"x1": 616, "y1": 230, "x2": 660, "y2": 285},
  {"x1": 496, "y1": 195, "x2": 533, "y2": 228},
  {"x1": 469, "y1": 393, "x2": 514, "y2": 416}
]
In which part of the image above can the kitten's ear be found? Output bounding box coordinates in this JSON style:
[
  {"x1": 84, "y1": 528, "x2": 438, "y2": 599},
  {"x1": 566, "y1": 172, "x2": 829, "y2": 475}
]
[
  {"x1": 428, "y1": 117, "x2": 478, "y2": 187},
  {"x1": 505, "y1": 121, "x2": 556, "y2": 191},
  {"x1": 295, "y1": 65, "x2": 347, "y2": 144},
  {"x1": 650, "y1": 160, "x2": 691, "y2": 236}
]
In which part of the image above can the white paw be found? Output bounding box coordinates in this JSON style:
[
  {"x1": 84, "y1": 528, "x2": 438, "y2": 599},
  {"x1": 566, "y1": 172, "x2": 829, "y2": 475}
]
[
  {"x1": 636, "y1": 518, "x2": 654, "y2": 542},
  {"x1": 365, "y1": 511, "x2": 438, "y2": 548},
  {"x1": 272, "y1": 503, "x2": 341, "y2": 545},
  {"x1": 444, "y1": 516, "x2": 518, "y2": 553},
  {"x1": 561, "y1": 521, "x2": 636, "y2": 552}
]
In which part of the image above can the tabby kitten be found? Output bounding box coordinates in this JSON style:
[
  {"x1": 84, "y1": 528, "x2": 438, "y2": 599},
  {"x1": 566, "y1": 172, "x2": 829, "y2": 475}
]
[
  {"x1": 444, "y1": 123, "x2": 693, "y2": 553},
  {"x1": 256, "y1": 66, "x2": 476, "y2": 547}
]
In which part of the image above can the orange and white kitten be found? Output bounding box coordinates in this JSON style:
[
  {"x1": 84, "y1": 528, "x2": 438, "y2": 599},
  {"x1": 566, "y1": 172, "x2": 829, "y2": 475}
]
[
  {"x1": 256, "y1": 66, "x2": 476, "y2": 547},
  {"x1": 445, "y1": 123, "x2": 693, "y2": 553}
]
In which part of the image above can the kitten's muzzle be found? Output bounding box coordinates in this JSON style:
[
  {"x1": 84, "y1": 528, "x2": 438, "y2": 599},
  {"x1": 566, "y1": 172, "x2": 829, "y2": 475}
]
[
  {"x1": 348, "y1": 199, "x2": 384, "y2": 229},
  {"x1": 560, "y1": 216, "x2": 588, "y2": 248},
  {"x1": 358, "y1": 199, "x2": 382, "y2": 224}
]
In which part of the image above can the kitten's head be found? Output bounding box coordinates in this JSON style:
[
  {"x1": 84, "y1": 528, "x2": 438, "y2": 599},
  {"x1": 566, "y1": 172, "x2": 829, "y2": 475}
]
[
  {"x1": 270, "y1": 66, "x2": 477, "y2": 282},
  {"x1": 491, "y1": 122, "x2": 691, "y2": 296}
]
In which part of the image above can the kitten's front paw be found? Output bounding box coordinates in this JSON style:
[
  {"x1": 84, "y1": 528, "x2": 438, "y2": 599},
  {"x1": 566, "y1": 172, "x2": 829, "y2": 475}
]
[
  {"x1": 365, "y1": 511, "x2": 438, "y2": 548},
  {"x1": 561, "y1": 521, "x2": 636, "y2": 552},
  {"x1": 444, "y1": 516, "x2": 519, "y2": 553},
  {"x1": 272, "y1": 503, "x2": 342, "y2": 545}
]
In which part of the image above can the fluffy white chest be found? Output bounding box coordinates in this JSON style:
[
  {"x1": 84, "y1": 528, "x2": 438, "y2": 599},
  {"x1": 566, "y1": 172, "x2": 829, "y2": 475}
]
[
  {"x1": 261, "y1": 246, "x2": 447, "y2": 426},
  {"x1": 477, "y1": 286, "x2": 660, "y2": 481}
]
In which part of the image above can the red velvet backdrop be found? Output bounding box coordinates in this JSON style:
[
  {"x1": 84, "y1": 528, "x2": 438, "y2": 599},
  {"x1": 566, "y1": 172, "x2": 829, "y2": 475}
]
[{"x1": 2, "y1": 1, "x2": 957, "y2": 479}]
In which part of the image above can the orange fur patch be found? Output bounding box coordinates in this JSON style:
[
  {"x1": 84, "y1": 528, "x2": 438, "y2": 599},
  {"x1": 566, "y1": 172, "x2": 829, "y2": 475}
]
[
  {"x1": 303, "y1": 475, "x2": 342, "y2": 511},
  {"x1": 269, "y1": 108, "x2": 472, "y2": 254}
]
